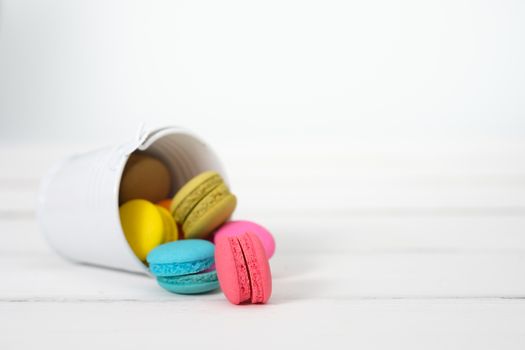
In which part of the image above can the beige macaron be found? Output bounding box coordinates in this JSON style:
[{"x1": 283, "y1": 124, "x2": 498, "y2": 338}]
[{"x1": 119, "y1": 153, "x2": 172, "y2": 204}]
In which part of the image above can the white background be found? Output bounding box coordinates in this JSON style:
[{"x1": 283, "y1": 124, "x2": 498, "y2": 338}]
[
  {"x1": 1, "y1": 1, "x2": 525, "y2": 349},
  {"x1": 1, "y1": 0, "x2": 524, "y2": 148}
]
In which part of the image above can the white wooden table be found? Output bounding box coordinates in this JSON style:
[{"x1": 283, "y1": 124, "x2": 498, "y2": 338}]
[{"x1": 1, "y1": 143, "x2": 525, "y2": 349}]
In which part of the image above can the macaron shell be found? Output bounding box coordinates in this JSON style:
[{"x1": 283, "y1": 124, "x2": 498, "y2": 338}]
[
  {"x1": 215, "y1": 235, "x2": 251, "y2": 304},
  {"x1": 238, "y1": 232, "x2": 272, "y2": 304},
  {"x1": 119, "y1": 154, "x2": 171, "y2": 204},
  {"x1": 183, "y1": 184, "x2": 237, "y2": 239},
  {"x1": 170, "y1": 171, "x2": 222, "y2": 223},
  {"x1": 155, "y1": 205, "x2": 179, "y2": 242},
  {"x1": 119, "y1": 200, "x2": 165, "y2": 261},
  {"x1": 146, "y1": 239, "x2": 216, "y2": 277},
  {"x1": 147, "y1": 239, "x2": 215, "y2": 264},
  {"x1": 213, "y1": 220, "x2": 276, "y2": 259}
]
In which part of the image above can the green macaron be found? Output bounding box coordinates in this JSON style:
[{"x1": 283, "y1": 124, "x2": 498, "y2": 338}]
[{"x1": 170, "y1": 171, "x2": 236, "y2": 239}]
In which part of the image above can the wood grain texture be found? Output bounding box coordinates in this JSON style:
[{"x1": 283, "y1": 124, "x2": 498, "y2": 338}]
[
  {"x1": 2, "y1": 144, "x2": 525, "y2": 215},
  {"x1": 2, "y1": 301, "x2": 525, "y2": 350},
  {"x1": 1, "y1": 145, "x2": 525, "y2": 349}
]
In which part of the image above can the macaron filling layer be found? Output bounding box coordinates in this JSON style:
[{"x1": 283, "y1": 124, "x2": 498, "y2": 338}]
[
  {"x1": 149, "y1": 257, "x2": 214, "y2": 277},
  {"x1": 157, "y1": 270, "x2": 220, "y2": 295},
  {"x1": 157, "y1": 270, "x2": 218, "y2": 285}
]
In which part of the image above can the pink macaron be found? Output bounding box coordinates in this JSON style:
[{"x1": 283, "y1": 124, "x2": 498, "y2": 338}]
[
  {"x1": 213, "y1": 220, "x2": 275, "y2": 259},
  {"x1": 215, "y1": 232, "x2": 272, "y2": 304}
]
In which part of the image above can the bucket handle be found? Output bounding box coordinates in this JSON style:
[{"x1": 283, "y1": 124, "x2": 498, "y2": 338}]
[{"x1": 108, "y1": 124, "x2": 184, "y2": 171}]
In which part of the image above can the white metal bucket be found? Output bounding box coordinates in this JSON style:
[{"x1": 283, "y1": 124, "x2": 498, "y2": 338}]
[{"x1": 37, "y1": 127, "x2": 226, "y2": 274}]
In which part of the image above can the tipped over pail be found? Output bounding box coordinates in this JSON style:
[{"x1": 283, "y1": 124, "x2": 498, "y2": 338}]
[{"x1": 37, "y1": 127, "x2": 226, "y2": 274}]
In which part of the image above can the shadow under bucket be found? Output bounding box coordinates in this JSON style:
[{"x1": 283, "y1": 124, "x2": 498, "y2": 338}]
[{"x1": 37, "y1": 127, "x2": 227, "y2": 274}]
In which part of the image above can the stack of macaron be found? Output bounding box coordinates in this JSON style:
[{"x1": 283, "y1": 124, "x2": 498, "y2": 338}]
[
  {"x1": 118, "y1": 153, "x2": 179, "y2": 261},
  {"x1": 118, "y1": 152, "x2": 275, "y2": 305},
  {"x1": 169, "y1": 171, "x2": 237, "y2": 239}
]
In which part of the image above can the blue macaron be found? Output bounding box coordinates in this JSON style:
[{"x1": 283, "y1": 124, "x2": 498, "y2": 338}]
[
  {"x1": 157, "y1": 270, "x2": 219, "y2": 294},
  {"x1": 146, "y1": 239, "x2": 219, "y2": 294}
]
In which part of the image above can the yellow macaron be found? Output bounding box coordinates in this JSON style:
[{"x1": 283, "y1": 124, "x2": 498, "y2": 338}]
[
  {"x1": 119, "y1": 199, "x2": 179, "y2": 261},
  {"x1": 155, "y1": 205, "x2": 179, "y2": 242},
  {"x1": 170, "y1": 171, "x2": 236, "y2": 239}
]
